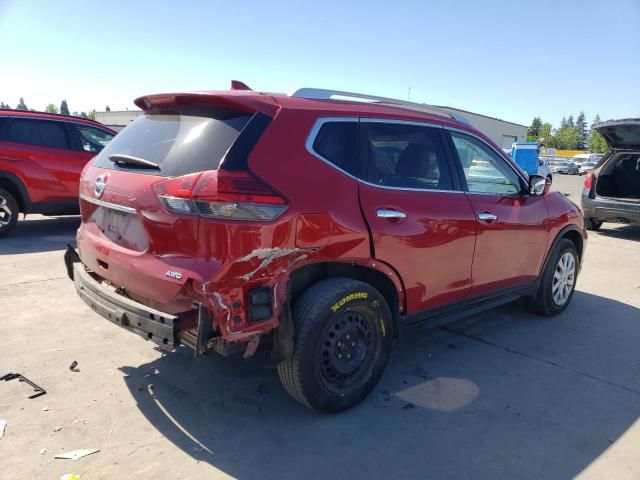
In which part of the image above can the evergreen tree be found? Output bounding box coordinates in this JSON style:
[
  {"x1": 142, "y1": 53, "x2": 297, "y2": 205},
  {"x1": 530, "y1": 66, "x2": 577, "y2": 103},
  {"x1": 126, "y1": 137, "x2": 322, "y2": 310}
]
[
  {"x1": 80, "y1": 112, "x2": 88, "y2": 119},
  {"x1": 45, "y1": 103, "x2": 59, "y2": 114},
  {"x1": 88, "y1": 110, "x2": 96, "y2": 121},
  {"x1": 528, "y1": 117, "x2": 543, "y2": 141},
  {"x1": 567, "y1": 115, "x2": 575, "y2": 129},
  {"x1": 105, "y1": 105, "x2": 111, "y2": 112},
  {"x1": 60, "y1": 100, "x2": 70, "y2": 115},
  {"x1": 16, "y1": 97, "x2": 27, "y2": 110},
  {"x1": 575, "y1": 111, "x2": 587, "y2": 149},
  {"x1": 559, "y1": 117, "x2": 567, "y2": 130}
]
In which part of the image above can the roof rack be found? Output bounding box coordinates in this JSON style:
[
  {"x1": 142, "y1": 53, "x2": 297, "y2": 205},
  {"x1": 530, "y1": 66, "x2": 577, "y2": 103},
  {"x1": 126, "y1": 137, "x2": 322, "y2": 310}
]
[{"x1": 288, "y1": 88, "x2": 472, "y2": 126}]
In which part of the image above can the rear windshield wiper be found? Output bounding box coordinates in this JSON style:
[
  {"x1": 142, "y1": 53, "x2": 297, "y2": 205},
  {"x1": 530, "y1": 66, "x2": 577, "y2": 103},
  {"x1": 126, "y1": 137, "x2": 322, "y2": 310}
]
[{"x1": 108, "y1": 154, "x2": 160, "y2": 169}]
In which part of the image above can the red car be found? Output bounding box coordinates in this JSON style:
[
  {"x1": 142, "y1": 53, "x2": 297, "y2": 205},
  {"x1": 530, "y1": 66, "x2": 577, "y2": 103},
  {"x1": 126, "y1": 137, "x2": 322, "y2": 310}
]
[
  {"x1": 66, "y1": 83, "x2": 586, "y2": 412},
  {"x1": 0, "y1": 109, "x2": 116, "y2": 236}
]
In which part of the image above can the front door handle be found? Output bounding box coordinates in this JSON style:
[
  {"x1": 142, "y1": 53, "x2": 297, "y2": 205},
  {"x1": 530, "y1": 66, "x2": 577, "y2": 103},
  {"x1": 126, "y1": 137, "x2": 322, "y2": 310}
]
[
  {"x1": 376, "y1": 208, "x2": 407, "y2": 219},
  {"x1": 478, "y1": 212, "x2": 497, "y2": 222}
]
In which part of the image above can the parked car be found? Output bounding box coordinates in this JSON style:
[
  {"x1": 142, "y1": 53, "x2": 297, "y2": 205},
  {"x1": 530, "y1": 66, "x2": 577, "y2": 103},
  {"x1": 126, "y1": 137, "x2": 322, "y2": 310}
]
[
  {"x1": 65, "y1": 83, "x2": 587, "y2": 412},
  {"x1": 551, "y1": 159, "x2": 579, "y2": 175},
  {"x1": 578, "y1": 161, "x2": 598, "y2": 175},
  {"x1": 0, "y1": 110, "x2": 116, "y2": 236},
  {"x1": 572, "y1": 153, "x2": 602, "y2": 165},
  {"x1": 582, "y1": 119, "x2": 640, "y2": 230}
]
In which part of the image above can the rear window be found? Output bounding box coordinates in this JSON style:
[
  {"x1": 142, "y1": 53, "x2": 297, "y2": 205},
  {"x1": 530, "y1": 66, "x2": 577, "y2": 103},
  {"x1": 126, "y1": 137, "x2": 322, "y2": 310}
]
[{"x1": 93, "y1": 108, "x2": 252, "y2": 177}]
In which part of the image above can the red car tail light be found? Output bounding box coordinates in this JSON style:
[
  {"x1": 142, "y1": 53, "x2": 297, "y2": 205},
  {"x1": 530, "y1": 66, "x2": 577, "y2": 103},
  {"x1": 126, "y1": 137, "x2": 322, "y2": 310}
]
[
  {"x1": 584, "y1": 172, "x2": 593, "y2": 190},
  {"x1": 153, "y1": 170, "x2": 287, "y2": 221}
]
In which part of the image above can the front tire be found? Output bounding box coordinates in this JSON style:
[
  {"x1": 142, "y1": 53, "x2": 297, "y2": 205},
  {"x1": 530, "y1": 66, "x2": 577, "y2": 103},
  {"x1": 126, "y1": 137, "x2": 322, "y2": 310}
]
[
  {"x1": 277, "y1": 278, "x2": 393, "y2": 413},
  {"x1": 0, "y1": 188, "x2": 19, "y2": 238},
  {"x1": 585, "y1": 218, "x2": 602, "y2": 231},
  {"x1": 527, "y1": 239, "x2": 579, "y2": 316}
]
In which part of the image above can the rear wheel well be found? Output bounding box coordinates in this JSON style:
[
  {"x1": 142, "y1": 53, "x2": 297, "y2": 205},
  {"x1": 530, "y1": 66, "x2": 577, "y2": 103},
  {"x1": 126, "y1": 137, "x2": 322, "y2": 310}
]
[
  {"x1": 0, "y1": 178, "x2": 25, "y2": 212},
  {"x1": 289, "y1": 262, "x2": 400, "y2": 322}
]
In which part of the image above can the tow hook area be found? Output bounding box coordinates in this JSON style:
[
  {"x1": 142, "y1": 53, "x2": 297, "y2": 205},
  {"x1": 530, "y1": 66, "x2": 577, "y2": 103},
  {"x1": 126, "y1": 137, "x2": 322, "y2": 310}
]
[{"x1": 243, "y1": 335, "x2": 260, "y2": 359}]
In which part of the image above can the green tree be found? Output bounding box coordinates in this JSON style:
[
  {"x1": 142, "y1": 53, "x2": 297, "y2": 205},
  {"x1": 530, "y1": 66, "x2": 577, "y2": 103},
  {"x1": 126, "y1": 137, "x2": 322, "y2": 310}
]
[
  {"x1": 60, "y1": 100, "x2": 70, "y2": 115},
  {"x1": 45, "y1": 103, "x2": 59, "y2": 114},
  {"x1": 559, "y1": 117, "x2": 567, "y2": 130},
  {"x1": 88, "y1": 109, "x2": 96, "y2": 121},
  {"x1": 16, "y1": 97, "x2": 28, "y2": 110},
  {"x1": 0, "y1": 101, "x2": 10, "y2": 109},
  {"x1": 575, "y1": 111, "x2": 587, "y2": 149},
  {"x1": 539, "y1": 122, "x2": 553, "y2": 147},
  {"x1": 528, "y1": 116, "x2": 543, "y2": 141},
  {"x1": 80, "y1": 112, "x2": 88, "y2": 119},
  {"x1": 587, "y1": 114, "x2": 608, "y2": 153},
  {"x1": 567, "y1": 115, "x2": 575, "y2": 129},
  {"x1": 105, "y1": 105, "x2": 110, "y2": 112}
]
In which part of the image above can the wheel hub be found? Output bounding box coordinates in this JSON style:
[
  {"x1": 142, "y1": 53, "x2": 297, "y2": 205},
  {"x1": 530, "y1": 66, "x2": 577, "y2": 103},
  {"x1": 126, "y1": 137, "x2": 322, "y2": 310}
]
[
  {"x1": 0, "y1": 195, "x2": 12, "y2": 226},
  {"x1": 552, "y1": 251, "x2": 576, "y2": 306}
]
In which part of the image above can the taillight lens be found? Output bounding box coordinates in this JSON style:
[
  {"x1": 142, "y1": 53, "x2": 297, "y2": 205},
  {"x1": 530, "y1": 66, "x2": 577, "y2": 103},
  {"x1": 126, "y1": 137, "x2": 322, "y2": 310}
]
[
  {"x1": 584, "y1": 172, "x2": 593, "y2": 190},
  {"x1": 153, "y1": 170, "x2": 287, "y2": 221}
]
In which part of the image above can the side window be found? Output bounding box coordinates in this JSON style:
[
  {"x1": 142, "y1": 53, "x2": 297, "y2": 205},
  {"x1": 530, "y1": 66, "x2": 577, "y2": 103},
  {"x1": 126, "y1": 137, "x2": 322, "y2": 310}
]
[
  {"x1": 39, "y1": 122, "x2": 69, "y2": 149},
  {"x1": 363, "y1": 122, "x2": 453, "y2": 190},
  {"x1": 450, "y1": 131, "x2": 522, "y2": 195},
  {"x1": 6, "y1": 119, "x2": 41, "y2": 146},
  {"x1": 5, "y1": 119, "x2": 69, "y2": 149},
  {"x1": 73, "y1": 125, "x2": 115, "y2": 153},
  {"x1": 311, "y1": 121, "x2": 358, "y2": 175}
]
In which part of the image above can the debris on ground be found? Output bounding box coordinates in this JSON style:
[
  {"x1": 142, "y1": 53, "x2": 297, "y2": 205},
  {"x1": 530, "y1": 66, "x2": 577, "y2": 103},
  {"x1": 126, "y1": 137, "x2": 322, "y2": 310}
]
[
  {"x1": 1, "y1": 372, "x2": 47, "y2": 398},
  {"x1": 55, "y1": 448, "x2": 100, "y2": 461},
  {"x1": 0, "y1": 419, "x2": 6, "y2": 438},
  {"x1": 53, "y1": 426, "x2": 62, "y2": 432},
  {"x1": 40, "y1": 448, "x2": 47, "y2": 455},
  {"x1": 42, "y1": 406, "x2": 50, "y2": 411},
  {"x1": 69, "y1": 361, "x2": 79, "y2": 372}
]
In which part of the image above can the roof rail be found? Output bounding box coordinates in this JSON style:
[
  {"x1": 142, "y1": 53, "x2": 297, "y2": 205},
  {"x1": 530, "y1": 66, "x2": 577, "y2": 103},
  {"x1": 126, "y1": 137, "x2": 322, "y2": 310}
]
[{"x1": 288, "y1": 88, "x2": 472, "y2": 126}]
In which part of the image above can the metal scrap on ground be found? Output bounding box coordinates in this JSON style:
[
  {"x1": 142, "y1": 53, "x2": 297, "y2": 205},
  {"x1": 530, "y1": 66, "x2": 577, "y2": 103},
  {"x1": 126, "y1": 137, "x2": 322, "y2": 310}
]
[{"x1": 54, "y1": 448, "x2": 100, "y2": 461}]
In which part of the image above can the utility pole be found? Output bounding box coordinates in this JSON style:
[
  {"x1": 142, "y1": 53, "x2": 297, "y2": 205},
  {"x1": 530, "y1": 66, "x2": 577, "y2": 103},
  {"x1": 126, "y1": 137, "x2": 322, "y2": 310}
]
[{"x1": 407, "y1": 86, "x2": 411, "y2": 101}]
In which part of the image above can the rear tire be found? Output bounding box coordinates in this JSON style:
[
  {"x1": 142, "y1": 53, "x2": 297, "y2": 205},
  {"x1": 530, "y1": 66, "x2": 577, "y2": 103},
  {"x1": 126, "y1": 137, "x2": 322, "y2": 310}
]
[
  {"x1": 585, "y1": 218, "x2": 602, "y2": 231},
  {"x1": 527, "y1": 238, "x2": 578, "y2": 316},
  {"x1": 277, "y1": 278, "x2": 393, "y2": 413},
  {"x1": 0, "y1": 188, "x2": 19, "y2": 237}
]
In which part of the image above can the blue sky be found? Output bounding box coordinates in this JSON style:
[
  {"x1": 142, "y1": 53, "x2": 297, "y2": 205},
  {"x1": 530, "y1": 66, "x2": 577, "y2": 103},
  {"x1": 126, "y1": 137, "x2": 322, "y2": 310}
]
[{"x1": 0, "y1": 0, "x2": 638, "y2": 127}]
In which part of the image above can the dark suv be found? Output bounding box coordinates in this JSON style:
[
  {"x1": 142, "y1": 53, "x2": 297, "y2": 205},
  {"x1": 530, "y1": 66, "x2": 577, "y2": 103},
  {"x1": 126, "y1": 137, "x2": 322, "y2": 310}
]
[
  {"x1": 66, "y1": 83, "x2": 587, "y2": 412},
  {"x1": 581, "y1": 119, "x2": 640, "y2": 230},
  {"x1": 0, "y1": 110, "x2": 116, "y2": 236}
]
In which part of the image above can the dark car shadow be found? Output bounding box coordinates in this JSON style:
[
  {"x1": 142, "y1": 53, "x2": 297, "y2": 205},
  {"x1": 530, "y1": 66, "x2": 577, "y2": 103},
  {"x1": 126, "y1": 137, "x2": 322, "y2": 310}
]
[
  {"x1": 0, "y1": 215, "x2": 79, "y2": 255},
  {"x1": 119, "y1": 291, "x2": 640, "y2": 479},
  {"x1": 593, "y1": 224, "x2": 640, "y2": 241}
]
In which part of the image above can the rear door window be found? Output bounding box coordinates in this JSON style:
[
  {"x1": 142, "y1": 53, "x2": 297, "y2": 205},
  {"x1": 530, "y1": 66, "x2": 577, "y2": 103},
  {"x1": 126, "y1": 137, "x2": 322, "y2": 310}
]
[
  {"x1": 3, "y1": 118, "x2": 69, "y2": 149},
  {"x1": 93, "y1": 108, "x2": 252, "y2": 177},
  {"x1": 362, "y1": 122, "x2": 453, "y2": 190}
]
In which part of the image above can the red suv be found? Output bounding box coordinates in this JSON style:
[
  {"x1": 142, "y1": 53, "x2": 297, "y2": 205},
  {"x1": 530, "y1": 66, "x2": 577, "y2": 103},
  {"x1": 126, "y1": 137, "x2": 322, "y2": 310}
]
[
  {"x1": 66, "y1": 83, "x2": 587, "y2": 412},
  {"x1": 0, "y1": 110, "x2": 116, "y2": 236}
]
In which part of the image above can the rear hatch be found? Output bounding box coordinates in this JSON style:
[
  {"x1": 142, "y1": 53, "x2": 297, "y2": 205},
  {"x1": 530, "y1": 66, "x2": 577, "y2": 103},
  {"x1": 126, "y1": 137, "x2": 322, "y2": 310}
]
[
  {"x1": 596, "y1": 119, "x2": 640, "y2": 150},
  {"x1": 77, "y1": 93, "x2": 281, "y2": 305}
]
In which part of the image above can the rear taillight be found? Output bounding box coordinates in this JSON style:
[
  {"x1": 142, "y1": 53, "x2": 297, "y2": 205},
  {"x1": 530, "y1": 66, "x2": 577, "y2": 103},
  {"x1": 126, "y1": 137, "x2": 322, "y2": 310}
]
[
  {"x1": 153, "y1": 170, "x2": 287, "y2": 221},
  {"x1": 584, "y1": 172, "x2": 593, "y2": 190}
]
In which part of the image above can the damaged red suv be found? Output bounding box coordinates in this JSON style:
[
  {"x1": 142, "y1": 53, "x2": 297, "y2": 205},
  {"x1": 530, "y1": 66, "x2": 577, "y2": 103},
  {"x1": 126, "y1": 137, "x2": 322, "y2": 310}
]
[{"x1": 66, "y1": 82, "x2": 587, "y2": 412}]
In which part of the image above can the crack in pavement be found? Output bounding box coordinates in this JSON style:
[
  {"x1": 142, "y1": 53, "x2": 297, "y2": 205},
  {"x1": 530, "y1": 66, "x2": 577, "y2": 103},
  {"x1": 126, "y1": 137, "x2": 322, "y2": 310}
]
[
  {"x1": 0, "y1": 276, "x2": 67, "y2": 288},
  {"x1": 441, "y1": 326, "x2": 640, "y2": 396}
]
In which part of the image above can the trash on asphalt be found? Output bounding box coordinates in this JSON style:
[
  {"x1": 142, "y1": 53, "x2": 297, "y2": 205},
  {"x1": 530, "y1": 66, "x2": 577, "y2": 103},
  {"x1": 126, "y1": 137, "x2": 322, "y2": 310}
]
[
  {"x1": 55, "y1": 448, "x2": 100, "y2": 461},
  {"x1": 69, "y1": 361, "x2": 79, "y2": 372},
  {"x1": 0, "y1": 419, "x2": 6, "y2": 438},
  {"x1": 1, "y1": 372, "x2": 47, "y2": 399}
]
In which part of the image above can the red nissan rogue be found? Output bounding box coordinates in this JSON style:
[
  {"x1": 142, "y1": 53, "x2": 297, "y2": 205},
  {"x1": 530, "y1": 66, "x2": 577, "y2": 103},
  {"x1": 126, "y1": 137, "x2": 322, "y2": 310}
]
[
  {"x1": 0, "y1": 110, "x2": 116, "y2": 236},
  {"x1": 66, "y1": 82, "x2": 587, "y2": 412}
]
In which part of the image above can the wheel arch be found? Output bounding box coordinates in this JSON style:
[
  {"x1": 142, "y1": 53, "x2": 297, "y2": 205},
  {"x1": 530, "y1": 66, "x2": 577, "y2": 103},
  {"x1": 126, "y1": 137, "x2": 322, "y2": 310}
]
[
  {"x1": 0, "y1": 171, "x2": 30, "y2": 213},
  {"x1": 538, "y1": 224, "x2": 584, "y2": 279}
]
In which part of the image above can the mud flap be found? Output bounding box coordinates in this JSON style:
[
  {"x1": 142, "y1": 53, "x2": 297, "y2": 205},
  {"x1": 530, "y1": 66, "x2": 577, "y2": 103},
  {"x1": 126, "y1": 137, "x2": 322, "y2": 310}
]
[
  {"x1": 64, "y1": 244, "x2": 81, "y2": 281},
  {"x1": 271, "y1": 299, "x2": 294, "y2": 364}
]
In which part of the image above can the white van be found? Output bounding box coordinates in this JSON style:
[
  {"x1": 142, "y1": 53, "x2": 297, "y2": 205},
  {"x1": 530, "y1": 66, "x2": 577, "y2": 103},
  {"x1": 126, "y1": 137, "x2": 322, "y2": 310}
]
[{"x1": 572, "y1": 153, "x2": 603, "y2": 165}]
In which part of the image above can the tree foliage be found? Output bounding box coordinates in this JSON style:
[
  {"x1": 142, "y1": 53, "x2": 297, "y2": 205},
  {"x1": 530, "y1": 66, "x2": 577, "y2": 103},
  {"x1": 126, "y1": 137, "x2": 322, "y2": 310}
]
[
  {"x1": 528, "y1": 117, "x2": 543, "y2": 141},
  {"x1": 105, "y1": 105, "x2": 110, "y2": 111},
  {"x1": 45, "y1": 103, "x2": 59, "y2": 114},
  {"x1": 575, "y1": 111, "x2": 587, "y2": 149},
  {"x1": 534, "y1": 112, "x2": 609, "y2": 152},
  {"x1": 60, "y1": 100, "x2": 70, "y2": 115},
  {"x1": 0, "y1": 101, "x2": 11, "y2": 109},
  {"x1": 587, "y1": 114, "x2": 608, "y2": 153},
  {"x1": 16, "y1": 97, "x2": 28, "y2": 110}
]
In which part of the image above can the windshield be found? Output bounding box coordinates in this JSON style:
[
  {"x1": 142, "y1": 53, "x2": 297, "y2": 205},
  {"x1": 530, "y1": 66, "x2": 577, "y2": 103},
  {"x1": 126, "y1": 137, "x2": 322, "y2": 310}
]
[{"x1": 92, "y1": 108, "x2": 252, "y2": 177}]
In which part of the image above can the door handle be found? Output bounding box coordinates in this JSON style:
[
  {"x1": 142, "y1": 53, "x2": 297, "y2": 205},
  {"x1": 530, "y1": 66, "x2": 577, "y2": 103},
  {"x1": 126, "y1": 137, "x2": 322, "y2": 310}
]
[
  {"x1": 376, "y1": 208, "x2": 407, "y2": 219},
  {"x1": 478, "y1": 212, "x2": 497, "y2": 222}
]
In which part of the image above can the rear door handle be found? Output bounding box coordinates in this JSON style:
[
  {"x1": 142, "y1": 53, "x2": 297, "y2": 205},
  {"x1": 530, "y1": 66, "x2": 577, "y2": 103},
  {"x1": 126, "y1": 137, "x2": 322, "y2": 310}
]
[
  {"x1": 478, "y1": 212, "x2": 497, "y2": 222},
  {"x1": 376, "y1": 208, "x2": 407, "y2": 219}
]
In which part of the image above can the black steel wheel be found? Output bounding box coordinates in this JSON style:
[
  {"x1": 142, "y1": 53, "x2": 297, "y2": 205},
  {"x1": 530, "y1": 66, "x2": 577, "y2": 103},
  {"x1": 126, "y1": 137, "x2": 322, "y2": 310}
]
[{"x1": 277, "y1": 277, "x2": 392, "y2": 413}]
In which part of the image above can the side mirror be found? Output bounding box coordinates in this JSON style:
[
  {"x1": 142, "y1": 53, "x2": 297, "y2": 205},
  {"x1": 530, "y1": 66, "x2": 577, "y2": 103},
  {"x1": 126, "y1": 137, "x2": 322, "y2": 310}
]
[{"x1": 529, "y1": 175, "x2": 551, "y2": 196}]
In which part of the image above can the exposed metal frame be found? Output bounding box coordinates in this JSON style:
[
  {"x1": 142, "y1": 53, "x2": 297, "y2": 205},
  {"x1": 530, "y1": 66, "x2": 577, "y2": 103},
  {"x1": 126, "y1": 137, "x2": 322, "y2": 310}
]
[{"x1": 290, "y1": 88, "x2": 472, "y2": 126}]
